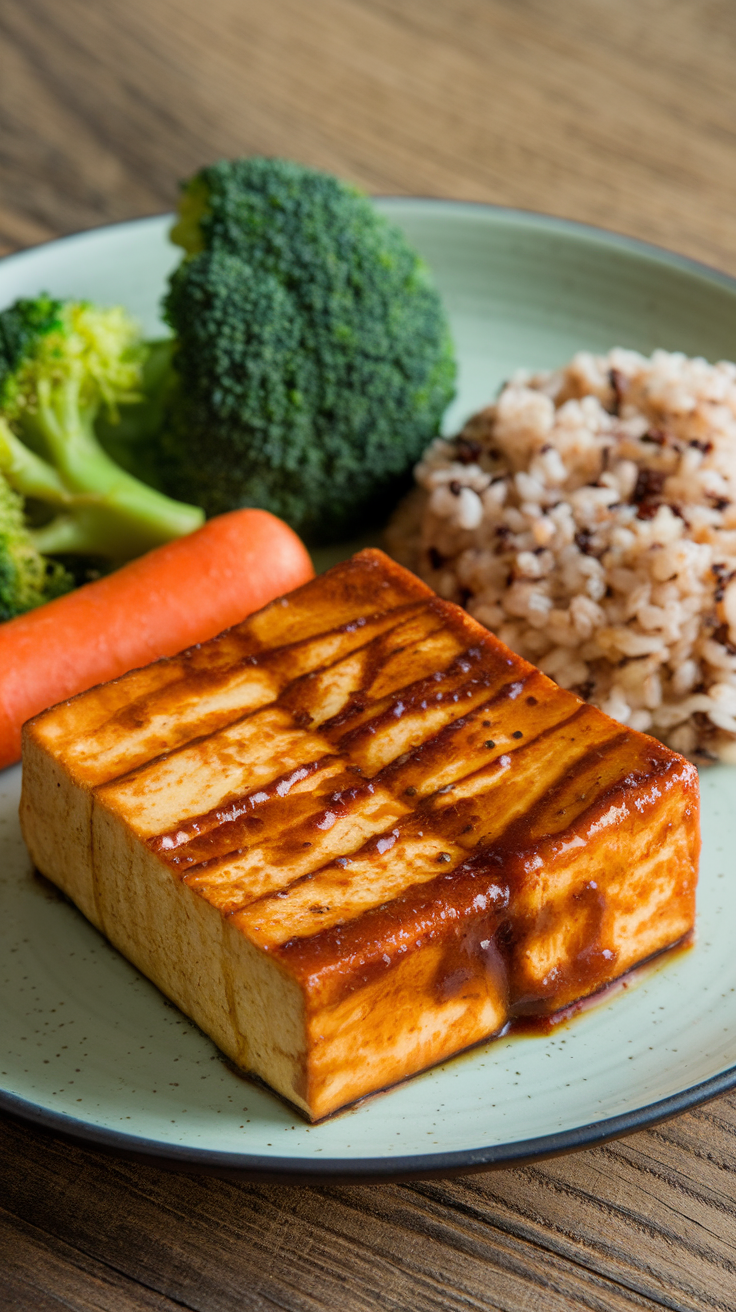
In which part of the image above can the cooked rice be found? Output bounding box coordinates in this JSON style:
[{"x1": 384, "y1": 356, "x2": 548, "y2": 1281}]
[{"x1": 386, "y1": 348, "x2": 736, "y2": 764}]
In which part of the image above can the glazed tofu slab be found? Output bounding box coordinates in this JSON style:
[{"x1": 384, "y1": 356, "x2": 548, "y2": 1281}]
[{"x1": 20, "y1": 549, "x2": 699, "y2": 1120}]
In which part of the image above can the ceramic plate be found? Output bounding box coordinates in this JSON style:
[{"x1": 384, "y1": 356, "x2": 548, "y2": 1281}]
[{"x1": 2, "y1": 203, "x2": 736, "y2": 1181}]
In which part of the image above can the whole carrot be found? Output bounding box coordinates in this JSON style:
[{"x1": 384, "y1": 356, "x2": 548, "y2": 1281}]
[{"x1": 0, "y1": 509, "x2": 313, "y2": 769}]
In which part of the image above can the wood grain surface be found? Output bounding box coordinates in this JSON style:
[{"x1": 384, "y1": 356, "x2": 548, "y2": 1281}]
[{"x1": 3, "y1": 1, "x2": 736, "y2": 1309}]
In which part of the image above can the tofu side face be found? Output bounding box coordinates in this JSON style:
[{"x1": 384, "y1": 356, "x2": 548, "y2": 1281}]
[{"x1": 21, "y1": 549, "x2": 700, "y2": 1121}]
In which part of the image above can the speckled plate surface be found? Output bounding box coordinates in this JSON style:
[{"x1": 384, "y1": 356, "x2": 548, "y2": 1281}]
[{"x1": 2, "y1": 203, "x2": 736, "y2": 1180}]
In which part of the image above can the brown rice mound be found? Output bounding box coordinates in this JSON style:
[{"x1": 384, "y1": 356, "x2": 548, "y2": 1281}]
[{"x1": 386, "y1": 348, "x2": 736, "y2": 764}]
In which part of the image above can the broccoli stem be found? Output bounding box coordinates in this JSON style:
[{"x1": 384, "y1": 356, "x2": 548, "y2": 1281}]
[
  {"x1": 0, "y1": 418, "x2": 70, "y2": 504},
  {"x1": 1, "y1": 380, "x2": 204, "y2": 563},
  {"x1": 28, "y1": 494, "x2": 202, "y2": 559}
]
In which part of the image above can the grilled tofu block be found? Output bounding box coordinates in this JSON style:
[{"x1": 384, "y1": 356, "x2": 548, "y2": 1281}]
[{"x1": 20, "y1": 549, "x2": 699, "y2": 1120}]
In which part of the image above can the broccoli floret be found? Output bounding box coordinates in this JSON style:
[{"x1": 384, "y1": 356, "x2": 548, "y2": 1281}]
[
  {"x1": 159, "y1": 157, "x2": 456, "y2": 544},
  {"x1": 0, "y1": 471, "x2": 73, "y2": 620},
  {"x1": 95, "y1": 338, "x2": 175, "y2": 488},
  {"x1": 0, "y1": 296, "x2": 203, "y2": 567}
]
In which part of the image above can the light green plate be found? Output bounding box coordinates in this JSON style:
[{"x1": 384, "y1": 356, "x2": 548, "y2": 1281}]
[{"x1": 1, "y1": 204, "x2": 736, "y2": 1180}]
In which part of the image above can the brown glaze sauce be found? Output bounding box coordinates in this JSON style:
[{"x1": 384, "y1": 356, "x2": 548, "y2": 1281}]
[
  {"x1": 273, "y1": 734, "x2": 695, "y2": 1004},
  {"x1": 498, "y1": 929, "x2": 695, "y2": 1038}
]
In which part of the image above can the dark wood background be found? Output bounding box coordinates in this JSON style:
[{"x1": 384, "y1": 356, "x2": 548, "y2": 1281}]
[{"x1": 3, "y1": 2, "x2": 736, "y2": 1307}]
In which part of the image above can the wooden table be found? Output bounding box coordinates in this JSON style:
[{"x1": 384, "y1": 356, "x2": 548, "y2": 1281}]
[{"x1": 2, "y1": 2, "x2": 736, "y2": 1307}]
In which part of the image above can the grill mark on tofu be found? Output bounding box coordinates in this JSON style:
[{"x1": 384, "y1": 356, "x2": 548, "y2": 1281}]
[
  {"x1": 445, "y1": 730, "x2": 634, "y2": 860},
  {"x1": 154, "y1": 759, "x2": 354, "y2": 868},
  {"x1": 321, "y1": 640, "x2": 493, "y2": 736},
  {"x1": 95, "y1": 608, "x2": 448, "y2": 824},
  {"x1": 244, "y1": 552, "x2": 430, "y2": 647},
  {"x1": 30, "y1": 627, "x2": 273, "y2": 755},
  {"x1": 492, "y1": 733, "x2": 672, "y2": 856},
  {"x1": 330, "y1": 646, "x2": 522, "y2": 775},
  {"x1": 375, "y1": 668, "x2": 580, "y2": 799},
  {"x1": 236, "y1": 821, "x2": 468, "y2": 948},
  {"x1": 64, "y1": 664, "x2": 281, "y2": 787},
  {"x1": 148, "y1": 754, "x2": 343, "y2": 857},
  {"x1": 276, "y1": 608, "x2": 449, "y2": 728},
  {"x1": 98, "y1": 708, "x2": 338, "y2": 838},
  {"x1": 177, "y1": 783, "x2": 410, "y2": 912},
  {"x1": 45, "y1": 583, "x2": 529, "y2": 801},
  {"x1": 365, "y1": 616, "x2": 455, "y2": 700},
  {"x1": 421, "y1": 705, "x2": 621, "y2": 832},
  {"x1": 31, "y1": 660, "x2": 195, "y2": 751},
  {"x1": 255, "y1": 604, "x2": 428, "y2": 689}
]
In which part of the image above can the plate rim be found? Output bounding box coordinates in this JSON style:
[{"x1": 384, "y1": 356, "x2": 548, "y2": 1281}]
[
  {"x1": 3, "y1": 199, "x2": 736, "y2": 302},
  {"x1": 3, "y1": 1064, "x2": 736, "y2": 1182},
  {"x1": 3, "y1": 198, "x2": 736, "y2": 1180}
]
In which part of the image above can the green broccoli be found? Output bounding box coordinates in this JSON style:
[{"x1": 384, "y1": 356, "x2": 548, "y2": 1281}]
[
  {"x1": 95, "y1": 337, "x2": 175, "y2": 488},
  {"x1": 0, "y1": 471, "x2": 73, "y2": 620},
  {"x1": 0, "y1": 296, "x2": 204, "y2": 571},
  {"x1": 158, "y1": 157, "x2": 456, "y2": 544}
]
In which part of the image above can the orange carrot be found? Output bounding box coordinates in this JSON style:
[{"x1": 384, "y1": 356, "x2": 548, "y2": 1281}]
[{"x1": 0, "y1": 508, "x2": 313, "y2": 769}]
